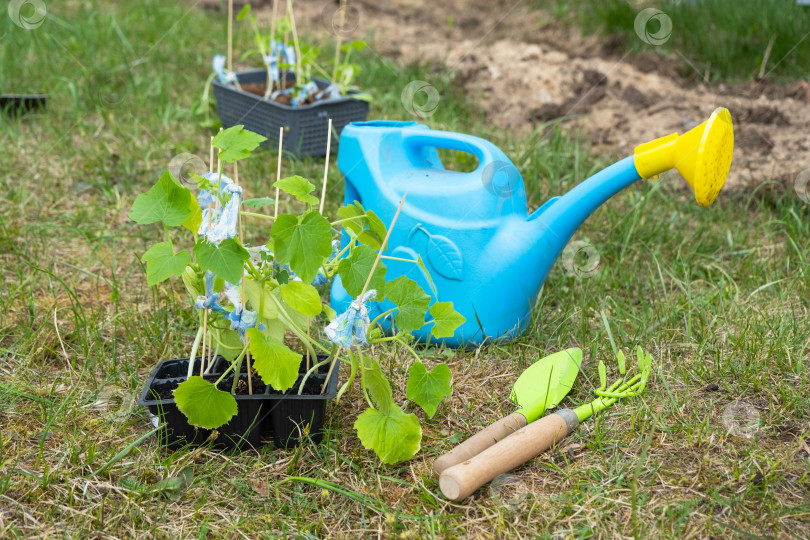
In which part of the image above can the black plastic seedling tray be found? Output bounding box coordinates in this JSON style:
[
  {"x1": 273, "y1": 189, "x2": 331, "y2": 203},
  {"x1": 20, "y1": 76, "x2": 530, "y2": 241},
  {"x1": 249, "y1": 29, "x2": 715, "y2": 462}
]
[
  {"x1": 137, "y1": 355, "x2": 339, "y2": 451},
  {"x1": 212, "y1": 68, "x2": 369, "y2": 157}
]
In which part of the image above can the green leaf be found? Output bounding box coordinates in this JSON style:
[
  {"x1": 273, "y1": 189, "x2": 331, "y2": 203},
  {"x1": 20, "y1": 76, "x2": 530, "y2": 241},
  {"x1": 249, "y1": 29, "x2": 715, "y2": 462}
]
[
  {"x1": 247, "y1": 328, "x2": 301, "y2": 392},
  {"x1": 236, "y1": 4, "x2": 250, "y2": 19},
  {"x1": 617, "y1": 349, "x2": 626, "y2": 375},
  {"x1": 142, "y1": 242, "x2": 192, "y2": 286},
  {"x1": 365, "y1": 210, "x2": 387, "y2": 247},
  {"x1": 337, "y1": 245, "x2": 386, "y2": 300},
  {"x1": 211, "y1": 327, "x2": 244, "y2": 363},
  {"x1": 129, "y1": 171, "x2": 193, "y2": 227},
  {"x1": 242, "y1": 197, "x2": 276, "y2": 209},
  {"x1": 270, "y1": 211, "x2": 333, "y2": 284},
  {"x1": 360, "y1": 354, "x2": 394, "y2": 414},
  {"x1": 336, "y1": 202, "x2": 367, "y2": 236},
  {"x1": 182, "y1": 194, "x2": 202, "y2": 234},
  {"x1": 385, "y1": 276, "x2": 430, "y2": 333},
  {"x1": 273, "y1": 176, "x2": 319, "y2": 205},
  {"x1": 173, "y1": 377, "x2": 237, "y2": 429},
  {"x1": 428, "y1": 302, "x2": 465, "y2": 339},
  {"x1": 212, "y1": 125, "x2": 267, "y2": 162},
  {"x1": 598, "y1": 360, "x2": 607, "y2": 391},
  {"x1": 405, "y1": 361, "x2": 451, "y2": 418},
  {"x1": 355, "y1": 209, "x2": 386, "y2": 249},
  {"x1": 354, "y1": 405, "x2": 421, "y2": 464},
  {"x1": 194, "y1": 237, "x2": 249, "y2": 284},
  {"x1": 243, "y1": 276, "x2": 279, "y2": 320},
  {"x1": 280, "y1": 281, "x2": 322, "y2": 316}
]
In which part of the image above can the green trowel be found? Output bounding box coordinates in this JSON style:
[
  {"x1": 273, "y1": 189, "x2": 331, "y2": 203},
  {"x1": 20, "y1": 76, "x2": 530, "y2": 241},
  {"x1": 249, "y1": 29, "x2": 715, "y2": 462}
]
[{"x1": 433, "y1": 348, "x2": 582, "y2": 476}]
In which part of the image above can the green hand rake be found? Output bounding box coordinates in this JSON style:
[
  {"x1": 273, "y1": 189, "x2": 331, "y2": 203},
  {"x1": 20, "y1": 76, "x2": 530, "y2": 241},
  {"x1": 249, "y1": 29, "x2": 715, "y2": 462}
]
[{"x1": 439, "y1": 347, "x2": 653, "y2": 501}]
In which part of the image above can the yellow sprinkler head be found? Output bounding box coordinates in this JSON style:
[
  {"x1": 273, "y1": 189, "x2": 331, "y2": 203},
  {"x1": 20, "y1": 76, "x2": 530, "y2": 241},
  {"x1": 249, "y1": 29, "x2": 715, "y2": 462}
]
[{"x1": 633, "y1": 107, "x2": 734, "y2": 207}]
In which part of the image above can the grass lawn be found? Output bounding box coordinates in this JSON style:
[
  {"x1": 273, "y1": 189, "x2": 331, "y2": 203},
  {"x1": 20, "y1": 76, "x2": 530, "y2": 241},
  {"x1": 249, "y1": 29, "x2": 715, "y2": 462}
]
[
  {"x1": 1, "y1": 1, "x2": 808, "y2": 538},
  {"x1": 547, "y1": 0, "x2": 810, "y2": 83}
]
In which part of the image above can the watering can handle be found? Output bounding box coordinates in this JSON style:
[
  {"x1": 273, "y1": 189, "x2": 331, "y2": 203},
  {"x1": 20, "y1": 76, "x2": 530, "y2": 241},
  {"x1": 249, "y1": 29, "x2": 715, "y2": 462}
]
[
  {"x1": 402, "y1": 130, "x2": 511, "y2": 174},
  {"x1": 432, "y1": 412, "x2": 528, "y2": 477},
  {"x1": 438, "y1": 409, "x2": 579, "y2": 501}
]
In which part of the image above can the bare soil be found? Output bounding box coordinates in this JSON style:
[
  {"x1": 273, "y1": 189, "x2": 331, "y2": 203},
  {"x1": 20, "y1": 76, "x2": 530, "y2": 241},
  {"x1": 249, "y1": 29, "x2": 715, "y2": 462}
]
[{"x1": 248, "y1": 0, "x2": 810, "y2": 188}]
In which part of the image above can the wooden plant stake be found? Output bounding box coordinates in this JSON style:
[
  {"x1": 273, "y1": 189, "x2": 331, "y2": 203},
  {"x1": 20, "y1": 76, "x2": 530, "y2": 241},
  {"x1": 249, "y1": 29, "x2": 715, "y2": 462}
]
[
  {"x1": 198, "y1": 138, "x2": 218, "y2": 377},
  {"x1": 306, "y1": 318, "x2": 311, "y2": 372},
  {"x1": 234, "y1": 162, "x2": 253, "y2": 395},
  {"x1": 319, "y1": 118, "x2": 333, "y2": 214},
  {"x1": 200, "y1": 309, "x2": 208, "y2": 377},
  {"x1": 286, "y1": 0, "x2": 303, "y2": 79},
  {"x1": 321, "y1": 193, "x2": 409, "y2": 394},
  {"x1": 332, "y1": 0, "x2": 347, "y2": 83},
  {"x1": 274, "y1": 127, "x2": 284, "y2": 218},
  {"x1": 227, "y1": 0, "x2": 234, "y2": 71}
]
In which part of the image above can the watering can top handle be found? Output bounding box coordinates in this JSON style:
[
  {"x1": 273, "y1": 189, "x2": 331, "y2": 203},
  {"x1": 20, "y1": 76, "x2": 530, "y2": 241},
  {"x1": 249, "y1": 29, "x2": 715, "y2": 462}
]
[{"x1": 401, "y1": 128, "x2": 514, "y2": 174}]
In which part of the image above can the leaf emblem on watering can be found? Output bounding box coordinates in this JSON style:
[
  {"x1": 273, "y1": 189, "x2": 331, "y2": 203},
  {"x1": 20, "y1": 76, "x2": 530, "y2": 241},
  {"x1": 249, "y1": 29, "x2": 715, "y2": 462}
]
[{"x1": 407, "y1": 224, "x2": 463, "y2": 281}]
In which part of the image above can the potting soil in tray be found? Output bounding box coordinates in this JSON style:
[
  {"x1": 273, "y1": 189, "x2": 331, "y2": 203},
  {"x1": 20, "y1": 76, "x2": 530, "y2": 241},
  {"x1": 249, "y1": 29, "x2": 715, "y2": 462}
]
[
  {"x1": 137, "y1": 355, "x2": 339, "y2": 451},
  {"x1": 212, "y1": 68, "x2": 369, "y2": 157}
]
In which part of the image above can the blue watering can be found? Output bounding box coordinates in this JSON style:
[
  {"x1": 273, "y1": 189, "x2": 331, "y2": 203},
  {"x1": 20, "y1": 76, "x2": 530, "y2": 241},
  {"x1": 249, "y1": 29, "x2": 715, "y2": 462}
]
[{"x1": 331, "y1": 110, "x2": 734, "y2": 346}]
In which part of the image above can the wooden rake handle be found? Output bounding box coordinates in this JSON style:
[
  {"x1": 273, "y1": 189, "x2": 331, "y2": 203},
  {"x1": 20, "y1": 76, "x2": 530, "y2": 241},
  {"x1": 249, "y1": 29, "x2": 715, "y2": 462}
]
[
  {"x1": 433, "y1": 412, "x2": 527, "y2": 477},
  {"x1": 438, "y1": 409, "x2": 579, "y2": 501}
]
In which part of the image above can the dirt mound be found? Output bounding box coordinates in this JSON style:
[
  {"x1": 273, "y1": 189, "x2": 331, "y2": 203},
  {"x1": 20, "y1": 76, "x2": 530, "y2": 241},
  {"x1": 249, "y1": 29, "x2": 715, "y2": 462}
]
[{"x1": 253, "y1": 0, "x2": 810, "y2": 187}]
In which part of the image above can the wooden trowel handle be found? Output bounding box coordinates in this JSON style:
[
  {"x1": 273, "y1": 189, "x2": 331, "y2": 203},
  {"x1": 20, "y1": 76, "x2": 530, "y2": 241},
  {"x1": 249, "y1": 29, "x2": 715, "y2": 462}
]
[
  {"x1": 439, "y1": 409, "x2": 579, "y2": 501},
  {"x1": 432, "y1": 412, "x2": 527, "y2": 477}
]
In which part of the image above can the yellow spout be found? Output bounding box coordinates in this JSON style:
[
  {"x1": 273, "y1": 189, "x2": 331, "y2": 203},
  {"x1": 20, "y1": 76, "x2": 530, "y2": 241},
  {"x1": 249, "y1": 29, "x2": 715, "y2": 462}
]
[{"x1": 633, "y1": 107, "x2": 734, "y2": 206}]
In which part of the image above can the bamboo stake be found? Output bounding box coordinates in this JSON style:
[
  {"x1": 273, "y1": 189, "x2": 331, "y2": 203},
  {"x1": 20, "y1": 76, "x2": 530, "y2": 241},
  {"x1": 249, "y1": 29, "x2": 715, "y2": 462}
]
[
  {"x1": 264, "y1": 0, "x2": 280, "y2": 99},
  {"x1": 360, "y1": 193, "x2": 407, "y2": 298},
  {"x1": 235, "y1": 162, "x2": 253, "y2": 395},
  {"x1": 227, "y1": 0, "x2": 234, "y2": 71},
  {"x1": 200, "y1": 309, "x2": 208, "y2": 377},
  {"x1": 274, "y1": 127, "x2": 284, "y2": 218},
  {"x1": 332, "y1": 0, "x2": 347, "y2": 83},
  {"x1": 282, "y1": 30, "x2": 289, "y2": 89},
  {"x1": 319, "y1": 118, "x2": 332, "y2": 214},
  {"x1": 269, "y1": 0, "x2": 278, "y2": 49},
  {"x1": 322, "y1": 193, "x2": 409, "y2": 394},
  {"x1": 209, "y1": 136, "x2": 214, "y2": 172},
  {"x1": 306, "y1": 318, "x2": 311, "y2": 372},
  {"x1": 287, "y1": 0, "x2": 303, "y2": 79}
]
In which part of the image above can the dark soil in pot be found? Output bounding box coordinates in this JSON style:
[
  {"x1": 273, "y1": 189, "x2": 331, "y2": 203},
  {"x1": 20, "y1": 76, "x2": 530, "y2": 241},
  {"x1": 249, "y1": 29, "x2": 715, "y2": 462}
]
[{"x1": 138, "y1": 354, "x2": 340, "y2": 450}]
